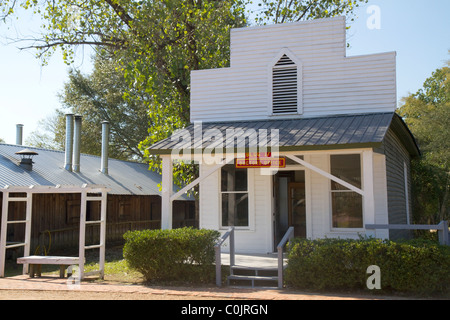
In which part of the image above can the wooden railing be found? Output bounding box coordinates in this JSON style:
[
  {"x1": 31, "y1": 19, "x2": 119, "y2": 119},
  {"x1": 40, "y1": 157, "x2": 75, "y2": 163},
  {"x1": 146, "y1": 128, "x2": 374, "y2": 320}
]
[
  {"x1": 214, "y1": 227, "x2": 235, "y2": 287},
  {"x1": 365, "y1": 221, "x2": 449, "y2": 246},
  {"x1": 277, "y1": 227, "x2": 294, "y2": 289}
]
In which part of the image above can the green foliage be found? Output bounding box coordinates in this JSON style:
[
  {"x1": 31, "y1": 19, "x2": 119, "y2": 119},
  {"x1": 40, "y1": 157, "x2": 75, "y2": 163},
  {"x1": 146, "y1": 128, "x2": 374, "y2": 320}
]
[
  {"x1": 123, "y1": 227, "x2": 220, "y2": 284},
  {"x1": 255, "y1": 0, "x2": 368, "y2": 24},
  {"x1": 397, "y1": 61, "x2": 450, "y2": 224},
  {"x1": 285, "y1": 238, "x2": 450, "y2": 296},
  {"x1": 26, "y1": 55, "x2": 149, "y2": 161}
]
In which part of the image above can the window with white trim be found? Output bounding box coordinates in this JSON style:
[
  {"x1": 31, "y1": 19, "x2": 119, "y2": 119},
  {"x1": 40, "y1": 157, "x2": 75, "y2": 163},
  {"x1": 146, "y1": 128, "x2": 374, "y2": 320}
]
[
  {"x1": 221, "y1": 165, "x2": 249, "y2": 227},
  {"x1": 330, "y1": 154, "x2": 363, "y2": 229},
  {"x1": 272, "y1": 54, "x2": 298, "y2": 115}
]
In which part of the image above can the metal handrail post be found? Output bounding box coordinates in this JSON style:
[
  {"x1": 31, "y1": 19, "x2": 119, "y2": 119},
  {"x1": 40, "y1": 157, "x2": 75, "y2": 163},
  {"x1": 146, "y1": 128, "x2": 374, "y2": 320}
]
[
  {"x1": 215, "y1": 245, "x2": 222, "y2": 287},
  {"x1": 215, "y1": 227, "x2": 235, "y2": 287},
  {"x1": 230, "y1": 227, "x2": 235, "y2": 267},
  {"x1": 438, "y1": 221, "x2": 449, "y2": 246},
  {"x1": 277, "y1": 227, "x2": 294, "y2": 289}
]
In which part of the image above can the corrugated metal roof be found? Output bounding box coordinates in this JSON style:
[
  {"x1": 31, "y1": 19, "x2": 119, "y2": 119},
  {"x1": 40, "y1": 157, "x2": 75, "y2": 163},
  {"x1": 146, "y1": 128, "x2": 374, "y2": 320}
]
[
  {"x1": 0, "y1": 144, "x2": 191, "y2": 198},
  {"x1": 148, "y1": 112, "x2": 418, "y2": 155}
]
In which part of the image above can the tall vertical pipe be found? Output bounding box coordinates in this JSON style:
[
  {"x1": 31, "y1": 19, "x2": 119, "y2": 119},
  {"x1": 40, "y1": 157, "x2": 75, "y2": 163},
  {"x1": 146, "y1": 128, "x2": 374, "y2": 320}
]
[
  {"x1": 101, "y1": 121, "x2": 110, "y2": 175},
  {"x1": 15, "y1": 124, "x2": 24, "y2": 145},
  {"x1": 72, "y1": 115, "x2": 82, "y2": 173},
  {"x1": 64, "y1": 114, "x2": 74, "y2": 171}
]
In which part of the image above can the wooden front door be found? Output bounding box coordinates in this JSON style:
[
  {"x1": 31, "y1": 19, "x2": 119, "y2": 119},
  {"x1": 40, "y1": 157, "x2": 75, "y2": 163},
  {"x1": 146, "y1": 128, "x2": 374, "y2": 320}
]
[
  {"x1": 288, "y1": 183, "x2": 306, "y2": 238},
  {"x1": 273, "y1": 171, "x2": 306, "y2": 250}
]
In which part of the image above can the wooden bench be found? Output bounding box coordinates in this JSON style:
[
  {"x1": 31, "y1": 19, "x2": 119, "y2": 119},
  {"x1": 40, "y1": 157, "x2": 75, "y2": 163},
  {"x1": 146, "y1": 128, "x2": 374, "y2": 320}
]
[{"x1": 17, "y1": 256, "x2": 81, "y2": 278}]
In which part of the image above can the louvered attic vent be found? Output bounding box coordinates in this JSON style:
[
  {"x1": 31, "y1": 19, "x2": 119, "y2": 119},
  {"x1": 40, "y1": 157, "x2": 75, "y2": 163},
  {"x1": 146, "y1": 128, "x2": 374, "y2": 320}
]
[{"x1": 272, "y1": 54, "x2": 298, "y2": 114}]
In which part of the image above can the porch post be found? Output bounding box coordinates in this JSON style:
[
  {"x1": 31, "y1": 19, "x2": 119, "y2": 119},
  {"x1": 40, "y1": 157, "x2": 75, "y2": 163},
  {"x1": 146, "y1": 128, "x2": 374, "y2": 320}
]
[
  {"x1": 362, "y1": 150, "x2": 375, "y2": 229},
  {"x1": 161, "y1": 155, "x2": 173, "y2": 230},
  {"x1": 0, "y1": 191, "x2": 8, "y2": 277}
]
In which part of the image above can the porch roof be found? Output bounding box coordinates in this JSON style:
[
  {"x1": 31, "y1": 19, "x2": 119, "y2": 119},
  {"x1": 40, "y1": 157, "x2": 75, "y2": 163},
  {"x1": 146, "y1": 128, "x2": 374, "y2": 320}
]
[{"x1": 148, "y1": 112, "x2": 420, "y2": 157}]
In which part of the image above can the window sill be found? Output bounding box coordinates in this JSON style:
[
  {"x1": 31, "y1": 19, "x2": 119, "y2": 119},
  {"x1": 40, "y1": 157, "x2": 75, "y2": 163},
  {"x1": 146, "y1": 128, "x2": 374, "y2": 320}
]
[
  {"x1": 220, "y1": 226, "x2": 253, "y2": 232},
  {"x1": 329, "y1": 228, "x2": 365, "y2": 233}
]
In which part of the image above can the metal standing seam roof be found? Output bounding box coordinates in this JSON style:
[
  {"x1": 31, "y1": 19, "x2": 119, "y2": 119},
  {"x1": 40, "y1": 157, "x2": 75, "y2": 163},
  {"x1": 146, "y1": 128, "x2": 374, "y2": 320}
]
[
  {"x1": 147, "y1": 112, "x2": 420, "y2": 157},
  {"x1": 0, "y1": 144, "x2": 191, "y2": 199}
]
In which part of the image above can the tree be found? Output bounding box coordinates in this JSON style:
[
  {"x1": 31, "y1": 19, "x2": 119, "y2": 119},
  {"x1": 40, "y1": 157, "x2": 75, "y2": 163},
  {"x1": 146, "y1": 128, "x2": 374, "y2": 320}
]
[
  {"x1": 255, "y1": 0, "x2": 367, "y2": 24},
  {"x1": 26, "y1": 55, "x2": 150, "y2": 161},
  {"x1": 397, "y1": 61, "x2": 450, "y2": 224},
  {"x1": 3, "y1": 0, "x2": 368, "y2": 188}
]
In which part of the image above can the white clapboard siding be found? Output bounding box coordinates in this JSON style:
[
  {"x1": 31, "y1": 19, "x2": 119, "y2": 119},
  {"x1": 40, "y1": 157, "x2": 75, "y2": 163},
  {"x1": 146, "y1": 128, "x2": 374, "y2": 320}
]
[
  {"x1": 199, "y1": 164, "x2": 220, "y2": 229},
  {"x1": 307, "y1": 154, "x2": 330, "y2": 239},
  {"x1": 373, "y1": 153, "x2": 390, "y2": 240},
  {"x1": 190, "y1": 17, "x2": 396, "y2": 123},
  {"x1": 230, "y1": 17, "x2": 346, "y2": 68}
]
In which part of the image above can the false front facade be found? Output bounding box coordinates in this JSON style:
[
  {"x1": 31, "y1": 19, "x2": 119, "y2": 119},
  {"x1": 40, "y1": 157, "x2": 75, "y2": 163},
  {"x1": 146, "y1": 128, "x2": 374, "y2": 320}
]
[{"x1": 148, "y1": 17, "x2": 420, "y2": 254}]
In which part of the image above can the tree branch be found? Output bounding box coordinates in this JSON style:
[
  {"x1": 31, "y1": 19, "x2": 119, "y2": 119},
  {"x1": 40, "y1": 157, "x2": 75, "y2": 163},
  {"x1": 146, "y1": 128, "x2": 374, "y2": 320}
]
[
  {"x1": 296, "y1": 0, "x2": 318, "y2": 22},
  {"x1": 16, "y1": 36, "x2": 128, "y2": 55},
  {"x1": 104, "y1": 0, "x2": 133, "y2": 28}
]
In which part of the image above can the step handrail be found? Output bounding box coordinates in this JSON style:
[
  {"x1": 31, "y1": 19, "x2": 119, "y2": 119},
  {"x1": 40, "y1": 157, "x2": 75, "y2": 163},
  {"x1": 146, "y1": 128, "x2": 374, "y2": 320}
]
[
  {"x1": 277, "y1": 227, "x2": 294, "y2": 289},
  {"x1": 215, "y1": 227, "x2": 235, "y2": 287}
]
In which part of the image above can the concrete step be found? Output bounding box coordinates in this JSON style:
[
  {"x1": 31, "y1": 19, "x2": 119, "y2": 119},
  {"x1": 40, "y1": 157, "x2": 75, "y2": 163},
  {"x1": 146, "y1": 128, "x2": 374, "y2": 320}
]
[
  {"x1": 231, "y1": 266, "x2": 278, "y2": 275},
  {"x1": 227, "y1": 266, "x2": 279, "y2": 288},
  {"x1": 227, "y1": 274, "x2": 279, "y2": 288},
  {"x1": 228, "y1": 274, "x2": 278, "y2": 281}
]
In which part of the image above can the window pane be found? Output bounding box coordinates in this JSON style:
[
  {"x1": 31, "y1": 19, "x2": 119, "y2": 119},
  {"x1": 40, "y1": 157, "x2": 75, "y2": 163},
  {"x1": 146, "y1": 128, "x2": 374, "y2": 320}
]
[
  {"x1": 222, "y1": 193, "x2": 249, "y2": 227},
  {"x1": 221, "y1": 165, "x2": 247, "y2": 192},
  {"x1": 332, "y1": 192, "x2": 363, "y2": 228},
  {"x1": 330, "y1": 154, "x2": 361, "y2": 190}
]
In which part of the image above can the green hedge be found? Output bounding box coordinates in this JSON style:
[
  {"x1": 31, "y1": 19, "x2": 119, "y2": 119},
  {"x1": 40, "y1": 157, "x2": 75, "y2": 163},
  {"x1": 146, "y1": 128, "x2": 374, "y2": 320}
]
[
  {"x1": 285, "y1": 238, "x2": 450, "y2": 296},
  {"x1": 123, "y1": 227, "x2": 220, "y2": 284}
]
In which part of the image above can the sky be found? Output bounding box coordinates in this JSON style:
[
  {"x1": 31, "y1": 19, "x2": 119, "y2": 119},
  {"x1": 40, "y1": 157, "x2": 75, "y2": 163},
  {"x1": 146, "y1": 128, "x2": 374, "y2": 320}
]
[{"x1": 0, "y1": 0, "x2": 449, "y2": 145}]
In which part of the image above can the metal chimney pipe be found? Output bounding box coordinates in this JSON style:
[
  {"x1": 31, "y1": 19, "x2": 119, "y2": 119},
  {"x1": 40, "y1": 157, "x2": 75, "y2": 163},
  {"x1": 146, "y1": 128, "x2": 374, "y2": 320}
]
[
  {"x1": 64, "y1": 114, "x2": 74, "y2": 171},
  {"x1": 16, "y1": 124, "x2": 24, "y2": 145},
  {"x1": 101, "y1": 121, "x2": 110, "y2": 175},
  {"x1": 72, "y1": 115, "x2": 82, "y2": 173}
]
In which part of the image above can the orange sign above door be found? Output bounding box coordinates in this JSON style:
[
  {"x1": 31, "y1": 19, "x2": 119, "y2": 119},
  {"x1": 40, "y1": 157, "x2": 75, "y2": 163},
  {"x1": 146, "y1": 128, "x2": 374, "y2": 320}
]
[{"x1": 236, "y1": 153, "x2": 286, "y2": 169}]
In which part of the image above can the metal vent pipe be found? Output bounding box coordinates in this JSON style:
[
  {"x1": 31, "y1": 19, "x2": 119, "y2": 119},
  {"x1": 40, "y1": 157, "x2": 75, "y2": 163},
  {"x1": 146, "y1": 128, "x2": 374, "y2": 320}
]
[
  {"x1": 64, "y1": 114, "x2": 74, "y2": 171},
  {"x1": 15, "y1": 124, "x2": 24, "y2": 145},
  {"x1": 72, "y1": 115, "x2": 82, "y2": 173},
  {"x1": 101, "y1": 121, "x2": 110, "y2": 175}
]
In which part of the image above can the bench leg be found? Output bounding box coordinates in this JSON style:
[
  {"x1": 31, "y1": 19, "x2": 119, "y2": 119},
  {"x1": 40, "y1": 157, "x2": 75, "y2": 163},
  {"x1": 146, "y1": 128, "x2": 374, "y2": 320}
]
[
  {"x1": 36, "y1": 265, "x2": 41, "y2": 277},
  {"x1": 29, "y1": 264, "x2": 35, "y2": 278},
  {"x1": 29, "y1": 264, "x2": 42, "y2": 278},
  {"x1": 59, "y1": 265, "x2": 66, "y2": 278}
]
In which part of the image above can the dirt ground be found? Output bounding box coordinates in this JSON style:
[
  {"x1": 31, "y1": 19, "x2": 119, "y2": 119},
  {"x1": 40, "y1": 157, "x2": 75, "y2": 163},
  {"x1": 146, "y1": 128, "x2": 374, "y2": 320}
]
[{"x1": 0, "y1": 289, "x2": 222, "y2": 300}]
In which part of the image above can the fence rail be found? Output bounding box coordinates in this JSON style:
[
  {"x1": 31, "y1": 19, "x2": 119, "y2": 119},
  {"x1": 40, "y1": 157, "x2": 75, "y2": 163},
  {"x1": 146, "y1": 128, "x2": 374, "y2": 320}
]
[{"x1": 365, "y1": 220, "x2": 449, "y2": 246}]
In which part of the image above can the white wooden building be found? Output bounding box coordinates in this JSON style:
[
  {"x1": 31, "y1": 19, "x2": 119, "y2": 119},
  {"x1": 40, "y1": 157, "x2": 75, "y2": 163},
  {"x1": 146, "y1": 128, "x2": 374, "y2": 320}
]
[{"x1": 148, "y1": 17, "x2": 420, "y2": 254}]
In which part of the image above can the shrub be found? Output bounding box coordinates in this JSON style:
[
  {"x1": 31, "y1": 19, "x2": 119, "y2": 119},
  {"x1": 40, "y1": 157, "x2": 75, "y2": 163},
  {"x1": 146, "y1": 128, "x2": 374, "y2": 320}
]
[
  {"x1": 285, "y1": 238, "x2": 450, "y2": 296},
  {"x1": 123, "y1": 227, "x2": 221, "y2": 284}
]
